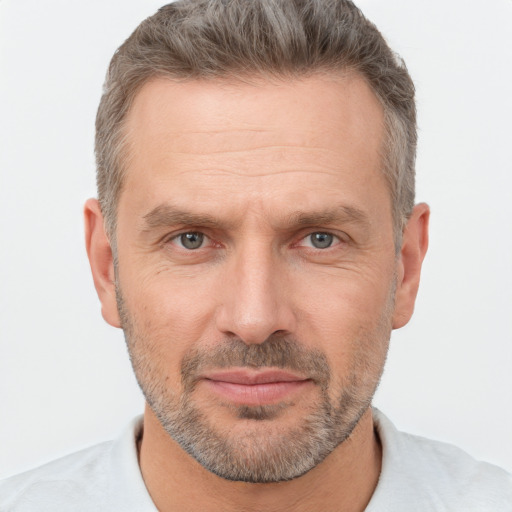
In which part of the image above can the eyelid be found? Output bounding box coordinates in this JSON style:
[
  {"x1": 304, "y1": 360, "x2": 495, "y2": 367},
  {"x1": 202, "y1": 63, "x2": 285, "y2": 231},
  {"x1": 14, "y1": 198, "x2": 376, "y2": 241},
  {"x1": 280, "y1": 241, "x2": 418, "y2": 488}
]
[
  {"x1": 160, "y1": 229, "x2": 348, "y2": 250},
  {"x1": 295, "y1": 230, "x2": 346, "y2": 249},
  {"x1": 164, "y1": 230, "x2": 211, "y2": 248}
]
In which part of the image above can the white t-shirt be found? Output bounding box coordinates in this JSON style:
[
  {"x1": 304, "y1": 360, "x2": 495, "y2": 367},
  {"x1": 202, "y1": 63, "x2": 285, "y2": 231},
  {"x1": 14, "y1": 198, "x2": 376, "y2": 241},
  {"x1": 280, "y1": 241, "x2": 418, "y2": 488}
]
[{"x1": 1, "y1": 409, "x2": 511, "y2": 511}]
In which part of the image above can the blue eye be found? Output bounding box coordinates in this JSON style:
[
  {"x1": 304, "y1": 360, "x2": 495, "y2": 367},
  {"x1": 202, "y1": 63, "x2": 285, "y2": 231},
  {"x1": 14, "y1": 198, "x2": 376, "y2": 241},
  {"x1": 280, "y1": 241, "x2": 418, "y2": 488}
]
[
  {"x1": 309, "y1": 232, "x2": 334, "y2": 249},
  {"x1": 178, "y1": 232, "x2": 205, "y2": 250}
]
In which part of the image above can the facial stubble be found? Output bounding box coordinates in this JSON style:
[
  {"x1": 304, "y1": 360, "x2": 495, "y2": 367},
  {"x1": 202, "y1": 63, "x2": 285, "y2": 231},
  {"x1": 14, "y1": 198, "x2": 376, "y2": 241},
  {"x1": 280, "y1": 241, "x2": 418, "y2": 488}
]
[{"x1": 116, "y1": 286, "x2": 393, "y2": 483}]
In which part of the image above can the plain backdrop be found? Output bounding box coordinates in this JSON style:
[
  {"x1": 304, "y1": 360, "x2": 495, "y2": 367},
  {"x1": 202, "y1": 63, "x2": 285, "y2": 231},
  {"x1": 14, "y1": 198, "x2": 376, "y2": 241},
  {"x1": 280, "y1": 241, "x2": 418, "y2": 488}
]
[{"x1": 1, "y1": 0, "x2": 511, "y2": 479}]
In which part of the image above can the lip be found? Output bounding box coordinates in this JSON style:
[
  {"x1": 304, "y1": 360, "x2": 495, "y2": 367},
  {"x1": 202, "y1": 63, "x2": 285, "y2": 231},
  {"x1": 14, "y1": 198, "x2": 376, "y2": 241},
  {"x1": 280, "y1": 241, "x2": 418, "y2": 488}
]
[{"x1": 200, "y1": 369, "x2": 312, "y2": 406}]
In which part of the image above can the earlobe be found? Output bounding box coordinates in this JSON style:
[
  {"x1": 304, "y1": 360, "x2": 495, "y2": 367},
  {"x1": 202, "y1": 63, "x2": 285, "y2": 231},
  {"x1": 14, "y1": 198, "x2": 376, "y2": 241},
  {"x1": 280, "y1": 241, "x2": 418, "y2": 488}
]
[
  {"x1": 84, "y1": 198, "x2": 121, "y2": 328},
  {"x1": 392, "y1": 203, "x2": 430, "y2": 329}
]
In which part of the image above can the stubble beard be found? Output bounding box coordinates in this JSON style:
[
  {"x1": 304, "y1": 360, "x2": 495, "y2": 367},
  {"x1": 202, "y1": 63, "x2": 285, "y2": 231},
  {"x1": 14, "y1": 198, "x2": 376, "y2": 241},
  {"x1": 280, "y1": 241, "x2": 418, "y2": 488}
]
[{"x1": 116, "y1": 288, "x2": 393, "y2": 483}]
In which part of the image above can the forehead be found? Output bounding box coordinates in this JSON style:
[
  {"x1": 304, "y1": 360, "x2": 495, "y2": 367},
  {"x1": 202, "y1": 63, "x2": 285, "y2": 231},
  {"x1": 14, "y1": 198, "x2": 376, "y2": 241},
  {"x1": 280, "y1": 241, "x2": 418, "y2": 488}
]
[
  {"x1": 121, "y1": 74, "x2": 388, "y2": 222},
  {"x1": 124, "y1": 73, "x2": 384, "y2": 160}
]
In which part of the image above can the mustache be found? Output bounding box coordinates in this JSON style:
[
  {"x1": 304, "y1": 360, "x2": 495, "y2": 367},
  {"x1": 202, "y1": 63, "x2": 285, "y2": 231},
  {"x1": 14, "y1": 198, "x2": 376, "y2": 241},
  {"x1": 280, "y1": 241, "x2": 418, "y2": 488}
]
[{"x1": 181, "y1": 335, "x2": 331, "y2": 391}]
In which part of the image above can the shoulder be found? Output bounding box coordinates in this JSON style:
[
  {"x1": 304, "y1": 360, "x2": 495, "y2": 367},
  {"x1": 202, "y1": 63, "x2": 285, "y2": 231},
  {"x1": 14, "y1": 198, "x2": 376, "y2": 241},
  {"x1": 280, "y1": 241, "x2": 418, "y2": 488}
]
[
  {"x1": 0, "y1": 416, "x2": 154, "y2": 512},
  {"x1": 369, "y1": 409, "x2": 512, "y2": 511},
  {"x1": 0, "y1": 441, "x2": 113, "y2": 511}
]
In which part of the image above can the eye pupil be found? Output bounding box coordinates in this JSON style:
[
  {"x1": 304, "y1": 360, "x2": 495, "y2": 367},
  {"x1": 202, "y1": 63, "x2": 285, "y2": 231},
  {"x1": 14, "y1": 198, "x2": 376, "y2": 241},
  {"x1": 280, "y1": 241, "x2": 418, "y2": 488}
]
[
  {"x1": 180, "y1": 232, "x2": 204, "y2": 249},
  {"x1": 311, "y1": 232, "x2": 333, "y2": 249}
]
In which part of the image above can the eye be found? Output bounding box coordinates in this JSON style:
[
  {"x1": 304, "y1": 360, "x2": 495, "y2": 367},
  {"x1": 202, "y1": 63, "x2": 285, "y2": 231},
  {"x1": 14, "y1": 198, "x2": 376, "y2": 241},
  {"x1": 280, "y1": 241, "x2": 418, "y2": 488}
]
[
  {"x1": 302, "y1": 232, "x2": 338, "y2": 249},
  {"x1": 174, "y1": 232, "x2": 206, "y2": 250}
]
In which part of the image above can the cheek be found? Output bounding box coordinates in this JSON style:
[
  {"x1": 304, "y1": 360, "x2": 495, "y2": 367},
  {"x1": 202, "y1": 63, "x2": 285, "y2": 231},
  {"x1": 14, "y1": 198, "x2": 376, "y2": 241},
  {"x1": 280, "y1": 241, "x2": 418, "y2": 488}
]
[
  {"x1": 296, "y1": 264, "x2": 395, "y2": 329},
  {"x1": 120, "y1": 255, "x2": 221, "y2": 329},
  {"x1": 293, "y1": 268, "x2": 394, "y2": 371},
  {"x1": 119, "y1": 268, "x2": 222, "y2": 390}
]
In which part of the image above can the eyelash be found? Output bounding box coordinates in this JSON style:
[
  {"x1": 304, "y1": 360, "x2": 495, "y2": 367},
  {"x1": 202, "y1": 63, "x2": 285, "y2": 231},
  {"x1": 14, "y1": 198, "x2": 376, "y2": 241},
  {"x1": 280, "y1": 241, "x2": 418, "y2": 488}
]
[
  {"x1": 166, "y1": 231, "x2": 344, "y2": 251},
  {"x1": 168, "y1": 232, "x2": 212, "y2": 250}
]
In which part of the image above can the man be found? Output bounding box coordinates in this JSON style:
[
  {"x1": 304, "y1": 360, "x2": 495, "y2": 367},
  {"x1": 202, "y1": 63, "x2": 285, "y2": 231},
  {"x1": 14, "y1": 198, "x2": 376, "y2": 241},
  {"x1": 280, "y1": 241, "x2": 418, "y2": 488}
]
[{"x1": 1, "y1": 0, "x2": 511, "y2": 510}]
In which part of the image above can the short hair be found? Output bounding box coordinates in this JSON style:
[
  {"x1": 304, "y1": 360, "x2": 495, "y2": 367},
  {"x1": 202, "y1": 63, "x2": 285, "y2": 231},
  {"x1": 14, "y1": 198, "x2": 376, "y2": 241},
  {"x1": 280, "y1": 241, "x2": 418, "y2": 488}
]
[{"x1": 95, "y1": 0, "x2": 416, "y2": 248}]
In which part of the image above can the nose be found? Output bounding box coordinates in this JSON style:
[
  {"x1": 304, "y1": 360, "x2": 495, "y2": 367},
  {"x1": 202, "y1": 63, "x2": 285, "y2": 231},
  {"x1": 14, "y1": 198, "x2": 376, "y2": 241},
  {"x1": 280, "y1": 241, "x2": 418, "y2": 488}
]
[{"x1": 215, "y1": 241, "x2": 296, "y2": 345}]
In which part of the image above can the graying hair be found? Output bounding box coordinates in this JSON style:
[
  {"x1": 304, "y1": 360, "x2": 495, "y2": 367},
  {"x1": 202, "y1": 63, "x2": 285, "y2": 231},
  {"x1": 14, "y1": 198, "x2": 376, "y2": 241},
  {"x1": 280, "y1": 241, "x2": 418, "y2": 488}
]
[{"x1": 95, "y1": 0, "x2": 416, "y2": 249}]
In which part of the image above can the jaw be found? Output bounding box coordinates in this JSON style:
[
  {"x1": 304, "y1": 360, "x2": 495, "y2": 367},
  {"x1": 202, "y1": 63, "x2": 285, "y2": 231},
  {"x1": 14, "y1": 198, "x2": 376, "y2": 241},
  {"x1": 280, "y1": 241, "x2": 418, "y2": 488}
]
[{"x1": 139, "y1": 402, "x2": 381, "y2": 511}]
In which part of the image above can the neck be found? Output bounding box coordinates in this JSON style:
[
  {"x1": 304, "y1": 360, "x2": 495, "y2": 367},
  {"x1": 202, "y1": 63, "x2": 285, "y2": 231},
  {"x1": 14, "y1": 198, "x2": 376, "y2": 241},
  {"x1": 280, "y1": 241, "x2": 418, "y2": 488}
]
[{"x1": 139, "y1": 405, "x2": 381, "y2": 512}]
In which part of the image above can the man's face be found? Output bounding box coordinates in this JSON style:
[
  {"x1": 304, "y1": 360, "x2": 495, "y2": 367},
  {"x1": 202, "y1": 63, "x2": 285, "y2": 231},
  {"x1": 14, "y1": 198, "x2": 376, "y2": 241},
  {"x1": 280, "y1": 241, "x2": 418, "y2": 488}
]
[{"x1": 112, "y1": 74, "x2": 399, "y2": 482}]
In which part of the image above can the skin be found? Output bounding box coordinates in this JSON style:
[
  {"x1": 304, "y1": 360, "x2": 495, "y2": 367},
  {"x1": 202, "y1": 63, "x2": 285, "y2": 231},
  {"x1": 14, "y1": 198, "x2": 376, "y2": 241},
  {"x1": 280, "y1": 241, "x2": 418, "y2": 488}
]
[{"x1": 85, "y1": 74, "x2": 429, "y2": 511}]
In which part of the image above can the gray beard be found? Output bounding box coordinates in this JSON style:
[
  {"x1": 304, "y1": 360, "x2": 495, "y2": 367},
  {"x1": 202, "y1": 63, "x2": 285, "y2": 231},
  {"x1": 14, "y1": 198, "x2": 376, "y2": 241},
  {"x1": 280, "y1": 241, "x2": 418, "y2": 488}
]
[
  {"x1": 122, "y1": 326, "x2": 386, "y2": 482},
  {"x1": 150, "y1": 376, "x2": 372, "y2": 482}
]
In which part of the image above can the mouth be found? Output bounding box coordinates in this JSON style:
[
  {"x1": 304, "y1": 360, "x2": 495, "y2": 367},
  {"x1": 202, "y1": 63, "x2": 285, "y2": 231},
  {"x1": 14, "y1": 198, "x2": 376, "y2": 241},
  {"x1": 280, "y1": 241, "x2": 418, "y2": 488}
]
[{"x1": 200, "y1": 368, "x2": 313, "y2": 406}]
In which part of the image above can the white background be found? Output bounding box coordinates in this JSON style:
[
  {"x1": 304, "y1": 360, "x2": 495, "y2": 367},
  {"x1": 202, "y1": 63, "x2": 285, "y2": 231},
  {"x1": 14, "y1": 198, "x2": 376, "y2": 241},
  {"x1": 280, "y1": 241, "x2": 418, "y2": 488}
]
[{"x1": 1, "y1": 0, "x2": 511, "y2": 478}]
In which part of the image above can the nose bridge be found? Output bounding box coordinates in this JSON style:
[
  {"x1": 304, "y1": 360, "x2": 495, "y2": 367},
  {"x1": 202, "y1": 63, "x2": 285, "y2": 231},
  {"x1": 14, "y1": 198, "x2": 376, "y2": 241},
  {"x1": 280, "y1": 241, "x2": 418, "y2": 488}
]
[{"x1": 216, "y1": 237, "x2": 295, "y2": 344}]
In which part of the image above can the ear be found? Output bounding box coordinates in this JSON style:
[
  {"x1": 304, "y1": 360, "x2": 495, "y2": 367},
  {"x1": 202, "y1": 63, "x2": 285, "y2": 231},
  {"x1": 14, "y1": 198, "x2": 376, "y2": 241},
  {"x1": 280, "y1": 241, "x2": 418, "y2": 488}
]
[
  {"x1": 392, "y1": 203, "x2": 430, "y2": 329},
  {"x1": 84, "y1": 198, "x2": 121, "y2": 328}
]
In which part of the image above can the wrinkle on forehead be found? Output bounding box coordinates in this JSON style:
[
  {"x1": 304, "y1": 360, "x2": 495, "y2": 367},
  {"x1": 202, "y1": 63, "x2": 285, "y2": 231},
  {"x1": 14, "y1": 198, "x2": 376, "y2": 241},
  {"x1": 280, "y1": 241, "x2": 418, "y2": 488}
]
[
  {"x1": 157, "y1": 143, "x2": 343, "y2": 157},
  {"x1": 123, "y1": 73, "x2": 384, "y2": 164}
]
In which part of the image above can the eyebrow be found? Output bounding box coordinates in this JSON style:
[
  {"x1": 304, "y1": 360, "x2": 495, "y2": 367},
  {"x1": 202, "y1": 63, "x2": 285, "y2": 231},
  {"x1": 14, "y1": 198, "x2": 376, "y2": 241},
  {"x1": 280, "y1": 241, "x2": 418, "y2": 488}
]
[
  {"x1": 142, "y1": 204, "x2": 226, "y2": 231},
  {"x1": 289, "y1": 205, "x2": 371, "y2": 228},
  {"x1": 141, "y1": 203, "x2": 371, "y2": 232}
]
